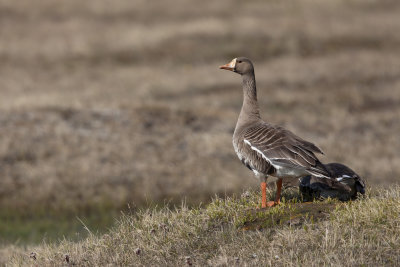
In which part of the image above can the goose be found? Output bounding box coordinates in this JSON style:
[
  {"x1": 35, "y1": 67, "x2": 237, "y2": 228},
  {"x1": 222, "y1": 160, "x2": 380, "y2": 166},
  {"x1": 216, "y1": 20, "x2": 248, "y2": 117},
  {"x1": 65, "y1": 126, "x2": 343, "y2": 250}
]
[
  {"x1": 220, "y1": 57, "x2": 330, "y2": 208},
  {"x1": 299, "y1": 162, "x2": 366, "y2": 201}
]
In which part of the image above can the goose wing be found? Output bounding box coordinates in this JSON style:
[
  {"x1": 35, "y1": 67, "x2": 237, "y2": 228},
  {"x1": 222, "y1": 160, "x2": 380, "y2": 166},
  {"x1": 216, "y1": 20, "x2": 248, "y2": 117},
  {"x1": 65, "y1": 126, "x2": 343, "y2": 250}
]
[{"x1": 243, "y1": 123, "x2": 329, "y2": 178}]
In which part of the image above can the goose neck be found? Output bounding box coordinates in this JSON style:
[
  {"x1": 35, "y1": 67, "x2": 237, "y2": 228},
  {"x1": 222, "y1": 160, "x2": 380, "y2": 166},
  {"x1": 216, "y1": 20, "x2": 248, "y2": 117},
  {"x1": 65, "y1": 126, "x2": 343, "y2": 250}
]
[{"x1": 238, "y1": 72, "x2": 261, "y2": 124}]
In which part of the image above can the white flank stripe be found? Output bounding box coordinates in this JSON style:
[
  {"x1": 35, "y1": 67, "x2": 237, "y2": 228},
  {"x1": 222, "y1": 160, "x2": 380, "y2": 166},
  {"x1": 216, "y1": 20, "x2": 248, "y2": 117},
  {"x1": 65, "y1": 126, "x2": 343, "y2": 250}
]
[
  {"x1": 336, "y1": 175, "x2": 352, "y2": 182},
  {"x1": 244, "y1": 139, "x2": 281, "y2": 169}
]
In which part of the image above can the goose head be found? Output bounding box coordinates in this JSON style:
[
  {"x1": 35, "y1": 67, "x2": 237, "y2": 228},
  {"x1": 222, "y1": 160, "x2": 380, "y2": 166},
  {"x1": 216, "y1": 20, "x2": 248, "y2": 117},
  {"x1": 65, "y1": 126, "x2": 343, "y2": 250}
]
[{"x1": 219, "y1": 57, "x2": 254, "y2": 75}]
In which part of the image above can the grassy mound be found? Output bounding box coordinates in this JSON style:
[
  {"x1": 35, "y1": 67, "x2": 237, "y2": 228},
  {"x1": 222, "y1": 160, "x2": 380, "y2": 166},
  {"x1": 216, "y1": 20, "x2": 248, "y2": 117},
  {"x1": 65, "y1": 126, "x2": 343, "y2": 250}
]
[{"x1": 8, "y1": 188, "x2": 400, "y2": 266}]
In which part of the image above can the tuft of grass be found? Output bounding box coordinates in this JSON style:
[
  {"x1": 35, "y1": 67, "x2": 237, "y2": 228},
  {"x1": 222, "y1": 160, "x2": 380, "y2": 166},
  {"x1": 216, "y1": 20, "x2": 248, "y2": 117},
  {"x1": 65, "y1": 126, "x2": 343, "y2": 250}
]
[{"x1": 7, "y1": 187, "x2": 400, "y2": 266}]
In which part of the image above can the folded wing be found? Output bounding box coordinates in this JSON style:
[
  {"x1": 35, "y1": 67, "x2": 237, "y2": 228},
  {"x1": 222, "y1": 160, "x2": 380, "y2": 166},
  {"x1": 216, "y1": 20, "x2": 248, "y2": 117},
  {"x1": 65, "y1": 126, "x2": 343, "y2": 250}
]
[{"x1": 243, "y1": 123, "x2": 329, "y2": 178}]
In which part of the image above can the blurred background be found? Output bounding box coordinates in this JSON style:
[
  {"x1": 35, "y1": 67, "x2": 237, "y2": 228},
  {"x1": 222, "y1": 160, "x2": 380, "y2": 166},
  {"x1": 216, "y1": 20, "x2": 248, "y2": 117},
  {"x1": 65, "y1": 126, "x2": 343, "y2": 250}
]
[{"x1": 0, "y1": 0, "x2": 399, "y2": 246}]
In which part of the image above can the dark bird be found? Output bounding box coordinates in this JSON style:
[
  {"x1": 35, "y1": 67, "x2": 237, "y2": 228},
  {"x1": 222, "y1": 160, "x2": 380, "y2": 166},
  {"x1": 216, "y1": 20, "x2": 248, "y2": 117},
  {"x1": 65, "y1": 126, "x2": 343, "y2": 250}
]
[
  {"x1": 300, "y1": 162, "x2": 366, "y2": 201},
  {"x1": 220, "y1": 57, "x2": 329, "y2": 208}
]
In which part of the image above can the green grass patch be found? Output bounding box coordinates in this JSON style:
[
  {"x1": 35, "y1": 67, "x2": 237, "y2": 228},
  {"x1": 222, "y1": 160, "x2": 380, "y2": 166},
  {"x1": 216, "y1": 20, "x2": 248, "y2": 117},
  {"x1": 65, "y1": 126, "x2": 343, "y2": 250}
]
[{"x1": 0, "y1": 207, "x2": 119, "y2": 245}]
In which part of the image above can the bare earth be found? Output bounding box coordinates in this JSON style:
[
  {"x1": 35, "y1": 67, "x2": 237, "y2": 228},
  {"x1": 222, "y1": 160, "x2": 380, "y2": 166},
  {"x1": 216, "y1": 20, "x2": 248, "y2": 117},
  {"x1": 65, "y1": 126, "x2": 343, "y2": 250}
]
[{"x1": 1, "y1": 0, "x2": 400, "y2": 213}]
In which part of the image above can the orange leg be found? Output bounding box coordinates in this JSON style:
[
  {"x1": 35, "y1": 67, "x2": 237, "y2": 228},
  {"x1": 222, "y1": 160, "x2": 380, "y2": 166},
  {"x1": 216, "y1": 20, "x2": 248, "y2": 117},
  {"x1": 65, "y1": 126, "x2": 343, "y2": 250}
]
[
  {"x1": 274, "y1": 179, "x2": 282, "y2": 205},
  {"x1": 265, "y1": 179, "x2": 282, "y2": 207},
  {"x1": 261, "y1": 182, "x2": 267, "y2": 208}
]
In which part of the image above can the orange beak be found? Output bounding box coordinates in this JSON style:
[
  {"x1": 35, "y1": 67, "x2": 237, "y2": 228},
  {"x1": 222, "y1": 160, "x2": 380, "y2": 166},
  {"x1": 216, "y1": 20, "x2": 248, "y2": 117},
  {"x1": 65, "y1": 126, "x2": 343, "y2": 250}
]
[{"x1": 219, "y1": 58, "x2": 237, "y2": 71}]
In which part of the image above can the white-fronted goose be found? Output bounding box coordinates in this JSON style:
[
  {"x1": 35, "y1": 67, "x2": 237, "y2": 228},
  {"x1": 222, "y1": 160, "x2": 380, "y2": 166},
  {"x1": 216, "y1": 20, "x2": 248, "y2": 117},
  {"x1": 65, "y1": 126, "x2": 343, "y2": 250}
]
[
  {"x1": 300, "y1": 162, "x2": 366, "y2": 201},
  {"x1": 220, "y1": 57, "x2": 329, "y2": 208}
]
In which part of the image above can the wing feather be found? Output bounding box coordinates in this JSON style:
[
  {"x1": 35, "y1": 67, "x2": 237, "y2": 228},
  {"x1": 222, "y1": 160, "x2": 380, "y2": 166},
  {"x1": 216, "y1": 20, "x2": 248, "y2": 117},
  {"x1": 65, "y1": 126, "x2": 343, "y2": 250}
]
[{"x1": 243, "y1": 123, "x2": 329, "y2": 177}]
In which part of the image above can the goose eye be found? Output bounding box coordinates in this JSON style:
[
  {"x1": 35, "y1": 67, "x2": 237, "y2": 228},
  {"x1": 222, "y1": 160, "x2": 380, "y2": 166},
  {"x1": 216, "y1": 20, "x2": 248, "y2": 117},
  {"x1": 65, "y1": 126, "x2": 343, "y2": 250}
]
[{"x1": 237, "y1": 60, "x2": 242, "y2": 63}]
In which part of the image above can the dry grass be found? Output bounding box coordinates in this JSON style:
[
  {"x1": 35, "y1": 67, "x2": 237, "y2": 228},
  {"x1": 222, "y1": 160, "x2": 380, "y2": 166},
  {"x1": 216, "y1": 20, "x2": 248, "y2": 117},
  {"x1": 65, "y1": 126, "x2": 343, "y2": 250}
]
[{"x1": 7, "y1": 187, "x2": 400, "y2": 266}]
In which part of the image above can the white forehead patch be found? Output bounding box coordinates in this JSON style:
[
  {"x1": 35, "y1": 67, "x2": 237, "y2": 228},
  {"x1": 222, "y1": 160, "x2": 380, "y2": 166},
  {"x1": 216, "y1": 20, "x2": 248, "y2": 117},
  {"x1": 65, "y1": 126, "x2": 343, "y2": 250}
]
[{"x1": 229, "y1": 58, "x2": 237, "y2": 68}]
